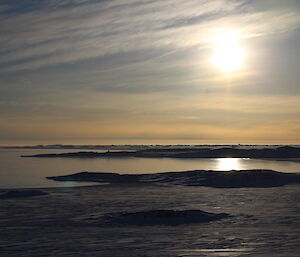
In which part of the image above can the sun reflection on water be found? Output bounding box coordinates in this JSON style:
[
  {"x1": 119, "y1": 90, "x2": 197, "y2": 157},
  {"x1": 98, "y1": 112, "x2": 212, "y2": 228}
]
[{"x1": 217, "y1": 158, "x2": 241, "y2": 171}]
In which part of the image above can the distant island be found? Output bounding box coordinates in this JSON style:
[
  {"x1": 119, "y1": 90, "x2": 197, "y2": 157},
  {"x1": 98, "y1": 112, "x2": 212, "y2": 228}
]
[
  {"x1": 21, "y1": 146, "x2": 300, "y2": 159},
  {"x1": 2, "y1": 143, "x2": 300, "y2": 151}
]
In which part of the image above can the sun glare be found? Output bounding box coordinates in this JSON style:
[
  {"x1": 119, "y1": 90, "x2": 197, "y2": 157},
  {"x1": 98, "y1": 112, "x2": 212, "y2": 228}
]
[
  {"x1": 217, "y1": 158, "x2": 240, "y2": 171},
  {"x1": 211, "y1": 30, "x2": 246, "y2": 73}
]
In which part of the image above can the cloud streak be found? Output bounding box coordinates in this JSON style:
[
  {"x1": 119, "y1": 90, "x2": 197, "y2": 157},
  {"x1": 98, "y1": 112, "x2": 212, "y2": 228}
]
[{"x1": 1, "y1": 0, "x2": 299, "y2": 71}]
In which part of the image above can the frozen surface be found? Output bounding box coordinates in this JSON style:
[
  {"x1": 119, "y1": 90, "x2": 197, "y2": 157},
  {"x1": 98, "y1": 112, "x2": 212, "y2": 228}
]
[
  {"x1": 0, "y1": 149, "x2": 299, "y2": 256},
  {"x1": 0, "y1": 183, "x2": 299, "y2": 257},
  {"x1": 0, "y1": 190, "x2": 48, "y2": 199}
]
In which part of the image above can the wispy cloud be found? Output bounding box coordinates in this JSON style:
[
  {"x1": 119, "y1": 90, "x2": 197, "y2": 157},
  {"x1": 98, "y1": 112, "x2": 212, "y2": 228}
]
[{"x1": 1, "y1": 0, "x2": 299, "y2": 71}]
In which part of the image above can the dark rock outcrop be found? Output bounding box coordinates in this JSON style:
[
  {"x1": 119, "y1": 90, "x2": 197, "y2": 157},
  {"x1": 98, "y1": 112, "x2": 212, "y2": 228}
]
[
  {"x1": 104, "y1": 209, "x2": 230, "y2": 226},
  {"x1": 47, "y1": 169, "x2": 300, "y2": 188}
]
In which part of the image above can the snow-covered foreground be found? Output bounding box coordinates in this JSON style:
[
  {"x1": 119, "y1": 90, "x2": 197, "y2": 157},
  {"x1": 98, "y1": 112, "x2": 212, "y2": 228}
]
[{"x1": 0, "y1": 182, "x2": 299, "y2": 257}]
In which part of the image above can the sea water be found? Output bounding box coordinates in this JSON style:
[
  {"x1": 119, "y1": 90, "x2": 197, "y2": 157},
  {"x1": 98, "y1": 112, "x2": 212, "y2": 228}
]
[{"x1": 0, "y1": 148, "x2": 299, "y2": 189}]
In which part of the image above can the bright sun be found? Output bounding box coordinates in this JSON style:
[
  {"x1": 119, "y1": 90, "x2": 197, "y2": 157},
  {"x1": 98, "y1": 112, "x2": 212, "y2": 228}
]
[{"x1": 211, "y1": 30, "x2": 246, "y2": 73}]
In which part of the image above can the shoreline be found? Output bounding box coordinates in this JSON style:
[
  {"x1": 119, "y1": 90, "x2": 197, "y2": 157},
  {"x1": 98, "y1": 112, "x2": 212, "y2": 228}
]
[
  {"x1": 46, "y1": 169, "x2": 300, "y2": 189},
  {"x1": 1, "y1": 167, "x2": 300, "y2": 191},
  {"x1": 0, "y1": 182, "x2": 107, "y2": 192}
]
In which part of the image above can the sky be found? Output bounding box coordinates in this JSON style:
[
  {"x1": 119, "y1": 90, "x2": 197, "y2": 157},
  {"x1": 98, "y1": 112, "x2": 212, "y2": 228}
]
[{"x1": 0, "y1": 0, "x2": 300, "y2": 145}]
